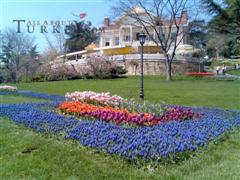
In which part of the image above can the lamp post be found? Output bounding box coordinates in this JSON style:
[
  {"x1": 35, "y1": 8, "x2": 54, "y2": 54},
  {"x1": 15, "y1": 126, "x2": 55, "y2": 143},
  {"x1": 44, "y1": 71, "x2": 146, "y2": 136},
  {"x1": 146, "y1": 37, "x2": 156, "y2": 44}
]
[{"x1": 139, "y1": 32, "x2": 146, "y2": 101}]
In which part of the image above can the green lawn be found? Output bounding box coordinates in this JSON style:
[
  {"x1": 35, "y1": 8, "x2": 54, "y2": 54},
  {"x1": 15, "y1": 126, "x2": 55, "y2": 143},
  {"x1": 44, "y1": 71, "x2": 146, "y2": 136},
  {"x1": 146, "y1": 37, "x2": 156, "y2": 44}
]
[
  {"x1": 227, "y1": 69, "x2": 240, "y2": 76},
  {"x1": 1, "y1": 115, "x2": 240, "y2": 179},
  {"x1": 17, "y1": 76, "x2": 240, "y2": 109},
  {"x1": 0, "y1": 94, "x2": 45, "y2": 104},
  {"x1": 1, "y1": 77, "x2": 240, "y2": 179}
]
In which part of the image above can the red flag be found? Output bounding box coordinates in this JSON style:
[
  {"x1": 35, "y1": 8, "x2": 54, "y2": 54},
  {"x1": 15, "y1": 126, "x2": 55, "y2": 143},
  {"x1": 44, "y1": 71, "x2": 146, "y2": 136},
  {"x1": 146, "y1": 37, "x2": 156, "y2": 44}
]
[{"x1": 79, "y1": 13, "x2": 87, "y2": 19}]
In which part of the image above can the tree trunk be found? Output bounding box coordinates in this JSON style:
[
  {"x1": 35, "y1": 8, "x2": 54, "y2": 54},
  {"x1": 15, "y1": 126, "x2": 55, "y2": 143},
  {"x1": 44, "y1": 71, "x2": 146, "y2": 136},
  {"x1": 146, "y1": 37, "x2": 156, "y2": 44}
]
[
  {"x1": 165, "y1": 60, "x2": 172, "y2": 81},
  {"x1": 215, "y1": 47, "x2": 219, "y2": 60}
]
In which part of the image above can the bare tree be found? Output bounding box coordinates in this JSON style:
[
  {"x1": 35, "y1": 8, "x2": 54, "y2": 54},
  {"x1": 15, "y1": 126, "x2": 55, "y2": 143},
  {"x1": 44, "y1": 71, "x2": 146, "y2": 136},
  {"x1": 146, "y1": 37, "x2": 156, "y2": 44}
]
[
  {"x1": 53, "y1": 25, "x2": 66, "y2": 55},
  {"x1": 43, "y1": 24, "x2": 66, "y2": 55},
  {"x1": 0, "y1": 29, "x2": 38, "y2": 82},
  {"x1": 113, "y1": 0, "x2": 199, "y2": 80}
]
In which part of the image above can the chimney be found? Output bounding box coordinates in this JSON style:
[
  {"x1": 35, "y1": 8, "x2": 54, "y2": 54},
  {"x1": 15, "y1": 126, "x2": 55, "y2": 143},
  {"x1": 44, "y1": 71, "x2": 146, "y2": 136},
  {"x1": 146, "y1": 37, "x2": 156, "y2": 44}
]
[
  {"x1": 180, "y1": 11, "x2": 188, "y2": 24},
  {"x1": 104, "y1": 17, "x2": 110, "y2": 27}
]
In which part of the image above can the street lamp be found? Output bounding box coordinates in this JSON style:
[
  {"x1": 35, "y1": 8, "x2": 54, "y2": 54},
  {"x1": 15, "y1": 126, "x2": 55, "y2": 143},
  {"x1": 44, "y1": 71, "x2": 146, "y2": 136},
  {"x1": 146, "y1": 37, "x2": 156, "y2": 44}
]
[{"x1": 139, "y1": 32, "x2": 146, "y2": 101}]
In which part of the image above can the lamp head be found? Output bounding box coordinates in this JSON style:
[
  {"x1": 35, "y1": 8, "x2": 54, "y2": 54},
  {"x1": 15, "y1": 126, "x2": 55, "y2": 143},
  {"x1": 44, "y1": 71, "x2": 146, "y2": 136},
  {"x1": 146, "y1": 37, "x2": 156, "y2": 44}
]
[{"x1": 139, "y1": 32, "x2": 146, "y2": 45}]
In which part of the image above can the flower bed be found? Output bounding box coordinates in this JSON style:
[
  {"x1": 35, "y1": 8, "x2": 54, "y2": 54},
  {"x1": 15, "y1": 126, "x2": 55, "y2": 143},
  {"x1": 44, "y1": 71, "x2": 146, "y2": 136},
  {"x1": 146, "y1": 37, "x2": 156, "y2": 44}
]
[
  {"x1": 160, "y1": 107, "x2": 203, "y2": 123},
  {"x1": 0, "y1": 85, "x2": 17, "y2": 91},
  {"x1": 65, "y1": 91, "x2": 124, "y2": 106},
  {"x1": 185, "y1": 72, "x2": 215, "y2": 77},
  {"x1": 0, "y1": 102, "x2": 79, "y2": 133},
  {"x1": 59, "y1": 101, "x2": 160, "y2": 126},
  {"x1": 0, "y1": 90, "x2": 240, "y2": 161},
  {"x1": 0, "y1": 100, "x2": 239, "y2": 160},
  {"x1": 58, "y1": 101, "x2": 202, "y2": 126},
  {"x1": 17, "y1": 90, "x2": 64, "y2": 101},
  {"x1": 61, "y1": 91, "x2": 202, "y2": 126}
]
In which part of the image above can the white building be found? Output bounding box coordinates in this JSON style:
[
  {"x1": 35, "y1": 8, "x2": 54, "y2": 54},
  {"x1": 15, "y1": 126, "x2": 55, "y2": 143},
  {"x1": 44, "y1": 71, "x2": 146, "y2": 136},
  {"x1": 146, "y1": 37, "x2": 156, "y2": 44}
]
[{"x1": 58, "y1": 7, "x2": 189, "y2": 60}]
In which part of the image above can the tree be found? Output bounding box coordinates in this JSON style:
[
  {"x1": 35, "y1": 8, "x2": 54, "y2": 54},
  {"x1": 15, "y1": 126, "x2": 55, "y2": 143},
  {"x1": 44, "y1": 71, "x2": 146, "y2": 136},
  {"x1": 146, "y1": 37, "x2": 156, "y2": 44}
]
[
  {"x1": 206, "y1": 32, "x2": 226, "y2": 59},
  {"x1": 189, "y1": 20, "x2": 208, "y2": 48},
  {"x1": 114, "y1": 0, "x2": 198, "y2": 80},
  {"x1": 202, "y1": 0, "x2": 240, "y2": 36},
  {"x1": 65, "y1": 21, "x2": 98, "y2": 53},
  {"x1": 202, "y1": 0, "x2": 240, "y2": 57},
  {"x1": 0, "y1": 29, "x2": 39, "y2": 82},
  {"x1": 44, "y1": 24, "x2": 66, "y2": 55}
]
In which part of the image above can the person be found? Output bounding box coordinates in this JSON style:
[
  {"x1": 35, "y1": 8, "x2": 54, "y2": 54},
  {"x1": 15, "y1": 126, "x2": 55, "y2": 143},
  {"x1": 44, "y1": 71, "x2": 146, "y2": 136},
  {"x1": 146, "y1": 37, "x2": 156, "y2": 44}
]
[
  {"x1": 216, "y1": 66, "x2": 220, "y2": 75},
  {"x1": 222, "y1": 64, "x2": 226, "y2": 75}
]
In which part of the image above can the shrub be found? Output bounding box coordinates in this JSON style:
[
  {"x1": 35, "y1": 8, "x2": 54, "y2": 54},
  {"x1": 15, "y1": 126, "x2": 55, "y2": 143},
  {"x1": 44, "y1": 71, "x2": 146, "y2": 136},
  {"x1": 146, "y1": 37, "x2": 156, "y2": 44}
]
[
  {"x1": 86, "y1": 55, "x2": 127, "y2": 79},
  {"x1": 110, "y1": 66, "x2": 127, "y2": 78},
  {"x1": 32, "y1": 55, "x2": 127, "y2": 81},
  {"x1": 32, "y1": 64, "x2": 81, "y2": 82}
]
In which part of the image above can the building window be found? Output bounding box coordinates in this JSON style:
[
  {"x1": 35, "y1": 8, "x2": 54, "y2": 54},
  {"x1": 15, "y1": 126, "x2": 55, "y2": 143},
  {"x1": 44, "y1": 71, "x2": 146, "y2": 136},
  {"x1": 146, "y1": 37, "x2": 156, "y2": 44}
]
[
  {"x1": 115, "y1": 37, "x2": 120, "y2": 45},
  {"x1": 105, "y1": 38, "x2": 110, "y2": 46},
  {"x1": 125, "y1": 35, "x2": 130, "y2": 42}
]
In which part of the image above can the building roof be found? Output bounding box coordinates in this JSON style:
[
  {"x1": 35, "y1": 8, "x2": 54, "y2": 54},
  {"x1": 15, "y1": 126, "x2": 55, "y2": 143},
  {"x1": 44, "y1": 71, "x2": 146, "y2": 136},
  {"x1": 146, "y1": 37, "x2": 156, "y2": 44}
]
[
  {"x1": 100, "y1": 24, "x2": 119, "y2": 31},
  {"x1": 100, "y1": 9, "x2": 188, "y2": 31}
]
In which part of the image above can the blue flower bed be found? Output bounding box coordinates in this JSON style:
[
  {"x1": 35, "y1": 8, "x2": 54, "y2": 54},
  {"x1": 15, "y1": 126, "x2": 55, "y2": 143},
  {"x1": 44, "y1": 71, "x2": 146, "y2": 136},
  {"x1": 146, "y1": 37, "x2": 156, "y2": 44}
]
[
  {"x1": 0, "y1": 90, "x2": 64, "y2": 102},
  {"x1": 0, "y1": 91, "x2": 240, "y2": 160},
  {"x1": 0, "y1": 102, "x2": 79, "y2": 133},
  {"x1": 17, "y1": 90, "x2": 64, "y2": 101},
  {"x1": 66, "y1": 107, "x2": 240, "y2": 159},
  {"x1": 0, "y1": 91, "x2": 18, "y2": 95}
]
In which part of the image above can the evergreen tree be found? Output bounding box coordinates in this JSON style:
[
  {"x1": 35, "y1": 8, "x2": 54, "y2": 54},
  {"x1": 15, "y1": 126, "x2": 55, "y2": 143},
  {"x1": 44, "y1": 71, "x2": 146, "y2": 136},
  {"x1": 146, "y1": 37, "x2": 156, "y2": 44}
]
[
  {"x1": 203, "y1": 0, "x2": 240, "y2": 35},
  {"x1": 202, "y1": 0, "x2": 240, "y2": 56},
  {"x1": 65, "y1": 21, "x2": 98, "y2": 53},
  {"x1": 189, "y1": 20, "x2": 208, "y2": 48}
]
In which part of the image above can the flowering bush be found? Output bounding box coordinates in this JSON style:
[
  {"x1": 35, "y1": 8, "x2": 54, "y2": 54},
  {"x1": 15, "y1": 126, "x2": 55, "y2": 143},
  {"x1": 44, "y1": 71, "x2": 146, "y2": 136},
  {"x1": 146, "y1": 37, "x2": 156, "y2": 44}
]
[
  {"x1": 0, "y1": 85, "x2": 17, "y2": 91},
  {"x1": 65, "y1": 91, "x2": 125, "y2": 106},
  {"x1": 32, "y1": 64, "x2": 81, "y2": 82},
  {"x1": 85, "y1": 55, "x2": 127, "y2": 79},
  {"x1": 58, "y1": 101, "x2": 160, "y2": 126}
]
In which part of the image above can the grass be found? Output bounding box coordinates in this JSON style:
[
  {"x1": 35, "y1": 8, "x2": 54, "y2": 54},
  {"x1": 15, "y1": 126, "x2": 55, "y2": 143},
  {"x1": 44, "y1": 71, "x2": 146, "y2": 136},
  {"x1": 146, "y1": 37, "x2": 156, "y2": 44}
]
[
  {"x1": 0, "y1": 94, "x2": 45, "y2": 104},
  {"x1": 1, "y1": 115, "x2": 240, "y2": 179},
  {"x1": 16, "y1": 76, "x2": 240, "y2": 109},
  {"x1": 1, "y1": 77, "x2": 240, "y2": 179},
  {"x1": 227, "y1": 69, "x2": 240, "y2": 76}
]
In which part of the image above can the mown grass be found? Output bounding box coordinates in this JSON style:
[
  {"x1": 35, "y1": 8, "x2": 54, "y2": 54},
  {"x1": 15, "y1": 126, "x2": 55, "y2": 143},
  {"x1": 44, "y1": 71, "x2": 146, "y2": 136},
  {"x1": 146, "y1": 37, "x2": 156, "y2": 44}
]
[
  {"x1": 1, "y1": 115, "x2": 240, "y2": 180},
  {"x1": 17, "y1": 76, "x2": 240, "y2": 109},
  {"x1": 1, "y1": 77, "x2": 240, "y2": 179},
  {"x1": 0, "y1": 94, "x2": 45, "y2": 104},
  {"x1": 227, "y1": 69, "x2": 240, "y2": 76}
]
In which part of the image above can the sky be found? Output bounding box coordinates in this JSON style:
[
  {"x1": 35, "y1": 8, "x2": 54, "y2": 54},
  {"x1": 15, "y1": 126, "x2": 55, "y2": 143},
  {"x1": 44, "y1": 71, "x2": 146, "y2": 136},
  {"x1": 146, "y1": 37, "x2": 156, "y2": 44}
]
[
  {"x1": 0, "y1": 0, "x2": 211, "y2": 53},
  {"x1": 0, "y1": 0, "x2": 115, "y2": 52}
]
